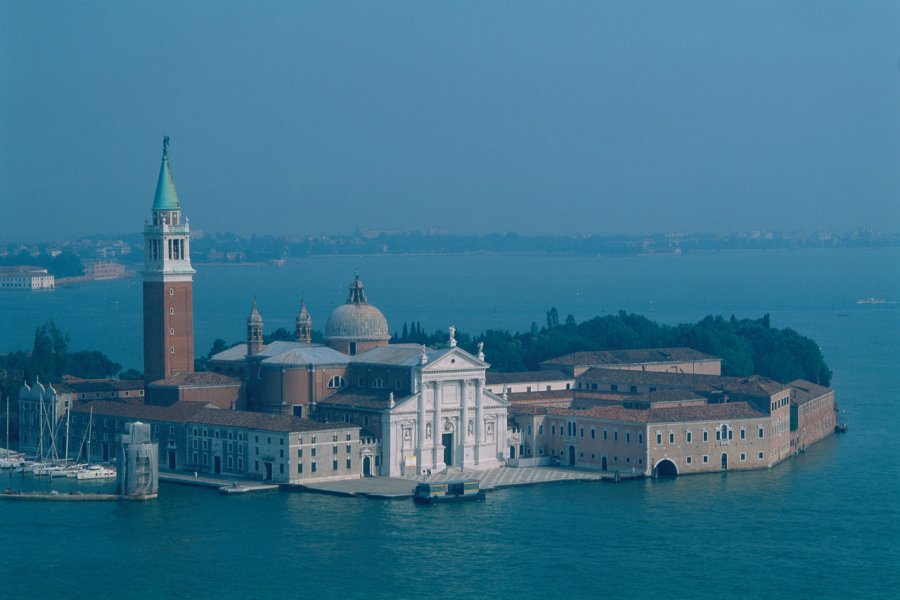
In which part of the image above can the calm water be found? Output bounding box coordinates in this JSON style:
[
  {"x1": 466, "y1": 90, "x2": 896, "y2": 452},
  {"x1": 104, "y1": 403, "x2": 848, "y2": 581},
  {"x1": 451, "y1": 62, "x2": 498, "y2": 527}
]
[{"x1": 1, "y1": 249, "x2": 898, "y2": 599}]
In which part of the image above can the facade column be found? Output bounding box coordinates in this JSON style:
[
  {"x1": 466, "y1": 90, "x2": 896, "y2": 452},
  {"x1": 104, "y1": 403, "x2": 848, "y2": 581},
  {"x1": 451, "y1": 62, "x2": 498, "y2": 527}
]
[
  {"x1": 416, "y1": 373, "x2": 426, "y2": 475},
  {"x1": 475, "y1": 378, "x2": 484, "y2": 464},
  {"x1": 432, "y1": 381, "x2": 443, "y2": 469},
  {"x1": 459, "y1": 379, "x2": 468, "y2": 469}
]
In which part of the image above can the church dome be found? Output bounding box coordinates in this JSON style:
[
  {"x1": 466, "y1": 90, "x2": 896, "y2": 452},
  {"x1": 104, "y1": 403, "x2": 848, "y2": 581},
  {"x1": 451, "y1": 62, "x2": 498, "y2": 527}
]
[{"x1": 324, "y1": 275, "x2": 390, "y2": 342}]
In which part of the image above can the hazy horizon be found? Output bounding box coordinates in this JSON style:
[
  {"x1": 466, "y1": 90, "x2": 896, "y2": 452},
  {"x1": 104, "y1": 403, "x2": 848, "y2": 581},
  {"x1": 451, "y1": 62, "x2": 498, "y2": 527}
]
[{"x1": 3, "y1": 1, "x2": 899, "y2": 242}]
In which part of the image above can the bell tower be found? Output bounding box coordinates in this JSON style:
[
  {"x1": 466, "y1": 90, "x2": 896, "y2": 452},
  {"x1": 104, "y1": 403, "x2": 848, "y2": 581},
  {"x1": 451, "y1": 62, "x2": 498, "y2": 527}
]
[
  {"x1": 295, "y1": 298, "x2": 312, "y2": 343},
  {"x1": 247, "y1": 299, "x2": 264, "y2": 355},
  {"x1": 142, "y1": 137, "x2": 195, "y2": 383}
]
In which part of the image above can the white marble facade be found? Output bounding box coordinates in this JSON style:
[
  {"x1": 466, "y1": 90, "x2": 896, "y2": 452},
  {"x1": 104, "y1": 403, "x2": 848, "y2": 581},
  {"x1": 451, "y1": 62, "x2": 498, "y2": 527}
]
[{"x1": 380, "y1": 346, "x2": 508, "y2": 477}]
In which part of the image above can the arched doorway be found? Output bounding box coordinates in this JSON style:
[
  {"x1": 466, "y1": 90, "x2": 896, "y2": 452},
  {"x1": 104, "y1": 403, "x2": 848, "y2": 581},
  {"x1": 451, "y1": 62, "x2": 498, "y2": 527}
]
[
  {"x1": 363, "y1": 456, "x2": 371, "y2": 477},
  {"x1": 568, "y1": 445, "x2": 576, "y2": 466},
  {"x1": 601, "y1": 456, "x2": 608, "y2": 471},
  {"x1": 721, "y1": 453, "x2": 728, "y2": 470},
  {"x1": 509, "y1": 445, "x2": 517, "y2": 459},
  {"x1": 654, "y1": 459, "x2": 678, "y2": 478}
]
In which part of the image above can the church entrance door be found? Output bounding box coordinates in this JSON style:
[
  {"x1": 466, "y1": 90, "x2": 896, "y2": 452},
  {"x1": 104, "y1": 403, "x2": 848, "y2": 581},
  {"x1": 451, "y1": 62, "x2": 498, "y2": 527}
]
[
  {"x1": 363, "y1": 456, "x2": 371, "y2": 477},
  {"x1": 442, "y1": 433, "x2": 453, "y2": 466}
]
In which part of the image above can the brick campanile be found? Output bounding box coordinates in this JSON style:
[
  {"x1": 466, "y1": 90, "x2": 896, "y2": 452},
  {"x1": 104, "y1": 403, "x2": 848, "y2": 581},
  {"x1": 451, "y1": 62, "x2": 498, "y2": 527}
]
[{"x1": 142, "y1": 137, "x2": 195, "y2": 383}]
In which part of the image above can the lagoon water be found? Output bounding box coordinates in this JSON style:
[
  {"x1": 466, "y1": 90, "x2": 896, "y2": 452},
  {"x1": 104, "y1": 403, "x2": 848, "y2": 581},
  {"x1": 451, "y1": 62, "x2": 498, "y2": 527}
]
[{"x1": 1, "y1": 249, "x2": 898, "y2": 598}]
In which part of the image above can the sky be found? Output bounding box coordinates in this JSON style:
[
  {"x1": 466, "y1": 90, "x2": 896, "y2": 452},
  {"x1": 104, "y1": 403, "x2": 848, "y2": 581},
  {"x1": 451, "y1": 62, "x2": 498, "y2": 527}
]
[{"x1": 2, "y1": 1, "x2": 898, "y2": 242}]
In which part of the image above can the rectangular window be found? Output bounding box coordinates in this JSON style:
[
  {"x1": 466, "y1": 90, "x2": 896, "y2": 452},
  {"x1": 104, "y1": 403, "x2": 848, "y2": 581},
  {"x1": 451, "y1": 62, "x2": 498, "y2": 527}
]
[
  {"x1": 580, "y1": 428, "x2": 584, "y2": 438},
  {"x1": 238, "y1": 457, "x2": 243, "y2": 470},
  {"x1": 758, "y1": 427, "x2": 765, "y2": 439},
  {"x1": 332, "y1": 460, "x2": 338, "y2": 471},
  {"x1": 668, "y1": 432, "x2": 674, "y2": 444},
  {"x1": 638, "y1": 433, "x2": 643, "y2": 444},
  {"x1": 614, "y1": 431, "x2": 618, "y2": 442},
  {"x1": 686, "y1": 456, "x2": 692, "y2": 464},
  {"x1": 702, "y1": 455, "x2": 709, "y2": 464},
  {"x1": 603, "y1": 430, "x2": 608, "y2": 441},
  {"x1": 528, "y1": 425, "x2": 533, "y2": 435},
  {"x1": 298, "y1": 463, "x2": 303, "y2": 474},
  {"x1": 686, "y1": 431, "x2": 692, "y2": 443},
  {"x1": 758, "y1": 452, "x2": 764, "y2": 460},
  {"x1": 346, "y1": 459, "x2": 352, "y2": 469},
  {"x1": 169, "y1": 425, "x2": 175, "y2": 435},
  {"x1": 703, "y1": 430, "x2": 708, "y2": 442},
  {"x1": 312, "y1": 462, "x2": 317, "y2": 472},
  {"x1": 311, "y1": 448, "x2": 317, "y2": 457},
  {"x1": 656, "y1": 433, "x2": 662, "y2": 445},
  {"x1": 346, "y1": 445, "x2": 352, "y2": 453},
  {"x1": 740, "y1": 428, "x2": 746, "y2": 440},
  {"x1": 539, "y1": 425, "x2": 543, "y2": 435},
  {"x1": 333, "y1": 446, "x2": 338, "y2": 455},
  {"x1": 591, "y1": 428, "x2": 595, "y2": 439},
  {"x1": 740, "y1": 453, "x2": 746, "y2": 461},
  {"x1": 298, "y1": 449, "x2": 303, "y2": 458},
  {"x1": 626, "y1": 432, "x2": 631, "y2": 443}
]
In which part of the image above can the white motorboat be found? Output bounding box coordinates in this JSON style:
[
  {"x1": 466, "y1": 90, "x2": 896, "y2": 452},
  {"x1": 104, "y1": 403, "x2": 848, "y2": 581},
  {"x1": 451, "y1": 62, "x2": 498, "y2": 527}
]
[{"x1": 75, "y1": 465, "x2": 116, "y2": 480}]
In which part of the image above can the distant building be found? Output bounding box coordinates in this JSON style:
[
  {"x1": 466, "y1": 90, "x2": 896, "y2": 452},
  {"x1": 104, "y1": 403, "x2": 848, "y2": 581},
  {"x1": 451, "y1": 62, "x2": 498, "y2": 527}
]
[
  {"x1": 83, "y1": 260, "x2": 126, "y2": 280},
  {"x1": 485, "y1": 370, "x2": 573, "y2": 396},
  {"x1": 66, "y1": 400, "x2": 360, "y2": 483},
  {"x1": 540, "y1": 347, "x2": 721, "y2": 377},
  {"x1": 0, "y1": 266, "x2": 55, "y2": 290},
  {"x1": 504, "y1": 366, "x2": 834, "y2": 475}
]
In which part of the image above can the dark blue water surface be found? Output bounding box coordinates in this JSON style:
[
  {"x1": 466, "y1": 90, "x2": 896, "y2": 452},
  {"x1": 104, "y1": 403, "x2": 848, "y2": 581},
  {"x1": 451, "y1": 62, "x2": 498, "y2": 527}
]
[{"x1": 1, "y1": 248, "x2": 898, "y2": 599}]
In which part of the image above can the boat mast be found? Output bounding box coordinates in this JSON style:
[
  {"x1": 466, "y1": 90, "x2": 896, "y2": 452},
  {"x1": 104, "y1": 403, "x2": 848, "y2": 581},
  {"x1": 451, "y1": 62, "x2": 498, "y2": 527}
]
[
  {"x1": 86, "y1": 406, "x2": 93, "y2": 466},
  {"x1": 64, "y1": 399, "x2": 71, "y2": 466},
  {"x1": 38, "y1": 393, "x2": 44, "y2": 462}
]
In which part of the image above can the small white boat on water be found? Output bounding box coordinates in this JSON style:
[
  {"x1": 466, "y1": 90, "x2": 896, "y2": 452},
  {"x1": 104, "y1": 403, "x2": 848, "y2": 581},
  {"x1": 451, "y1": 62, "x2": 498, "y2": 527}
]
[{"x1": 75, "y1": 465, "x2": 116, "y2": 480}]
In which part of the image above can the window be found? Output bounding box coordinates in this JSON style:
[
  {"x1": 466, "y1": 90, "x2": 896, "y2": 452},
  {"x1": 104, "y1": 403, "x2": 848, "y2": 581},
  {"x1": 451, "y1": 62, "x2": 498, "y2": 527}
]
[
  {"x1": 702, "y1": 455, "x2": 709, "y2": 463},
  {"x1": 590, "y1": 428, "x2": 595, "y2": 439},
  {"x1": 614, "y1": 431, "x2": 618, "y2": 442},
  {"x1": 192, "y1": 452, "x2": 198, "y2": 463},
  {"x1": 346, "y1": 433, "x2": 352, "y2": 441},
  {"x1": 346, "y1": 445, "x2": 352, "y2": 453},
  {"x1": 298, "y1": 463, "x2": 303, "y2": 474},
  {"x1": 332, "y1": 446, "x2": 338, "y2": 455},
  {"x1": 539, "y1": 425, "x2": 543, "y2": 435},
  {"x1": 192, "y1": 439, "x2": 198, "y2": 449},
  {"x1": 372, "y1": 378, "x2": 385, "y2": 389},
  {"x1": 758, "y1": 452, "x2": 764, "y2": 460},
  {"x1": 332, "y1": 434, "x2": 338, "y2": 442},
  {"x1": 312, "y1": 461, "x2": 317, "y2": 472},
  {"x1": 611, "y1": 384, "x2": 618, "y2": 392},
  {"x1": 346, "y1": 459, "x2": 352, "y2": 469},
  {"x1": 169, "y1": 308, "x2": 174, "y2": 315},
  {"x1": 298, "y1": 449, "x2": 303, "y2": 458},
  {"x1": 170, "y1": 328, "x2": 175, "y2": 336},
  {"x1": 740, "y1": 453, "x2": 746, "y2": 461},
  {"x1": 580, "y1": 428, "x2": 584, "y2": 438},
  {"x1": 626, "y1": 432, "x2": 631, "y2": 443},
  {"x1": 332, "y1": 460, "x2": 338, "y2": 471},
  {"x1": 629, "y1": 385, "x2": 637, "y2": 393},
  {"x1": 279, "y1": 464, "x2": 284, "y2": 474},
  {"x1": 668, "y1": 432, "x2": 674, "y2": 444},
  {"x1": 526, "y1": 386, "x2": 532, "y2": 393},
  {"x1": 280, "y1": 449, "x2": 284, "y2": 458},
  {"x1": 638, "y1": 433, "x2": 643, "y2": 444},
  {"x1": 603, "y1": 430, "x2": 608, "y2": 441},
  {"x1": 656, "y1": 433, "x2": 662, "y2": 445},
  {"x1": 238, "y1": 457, "x2": 243, "y2": 470},
  {"x1": 227, "y1": 456, "x2": 234, "y2": 468},
  {"x1": 327, "y1": 376, "x2": 345, "y2": 389},
  {"x1": 311, "y1": 448, "x2": 317, "y2": 457},
  {"x1": 169, "y1": 426, "x2": 175, "y2": 435},
  {"x1": 686, "y1": 431, "x2": 692, "y2": 443},
  {"x1": 686, "y1": 456, "x2": 692, "y2": 464},
  {"x1": 740, "y1": 428, "x2": 746, "y2": 440},
  {"x1": 552, "y1": 425, "x2": 556, "y2": 435},
  {"x1": 758, "y1": 427, "x2": 765, "y2": 439},
  {"x1": 311, "y1": 435, "x2": 317, "y2": 443},
  {"x1": 528, "y1": 425, "x2": 533, "y2": 435},
  {"x1": 703, "y1": 430, "x2": 708, "y2": 442}
]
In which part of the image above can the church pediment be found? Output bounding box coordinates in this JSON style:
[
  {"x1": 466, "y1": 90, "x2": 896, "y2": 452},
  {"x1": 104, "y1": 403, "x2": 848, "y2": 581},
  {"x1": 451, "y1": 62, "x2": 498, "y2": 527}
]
[{"x1": 423, "y1": 347, "x2": 488, "y2": 373}]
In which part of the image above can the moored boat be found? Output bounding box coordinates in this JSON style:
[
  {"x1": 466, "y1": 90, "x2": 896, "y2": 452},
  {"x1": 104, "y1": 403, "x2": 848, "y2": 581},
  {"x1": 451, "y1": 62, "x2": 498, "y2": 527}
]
[
  {"x1": 75, "y1": 465, "x2": 116, "y2": 480},
  {"x1": 413, "y1": 479, "x2": 485, "y2": 504}
]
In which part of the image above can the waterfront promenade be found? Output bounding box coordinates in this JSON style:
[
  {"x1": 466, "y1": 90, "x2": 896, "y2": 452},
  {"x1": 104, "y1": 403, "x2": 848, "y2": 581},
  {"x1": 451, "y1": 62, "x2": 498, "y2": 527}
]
[{"x1": 157, "y1": 465, "x2": 639, "y2": 499}]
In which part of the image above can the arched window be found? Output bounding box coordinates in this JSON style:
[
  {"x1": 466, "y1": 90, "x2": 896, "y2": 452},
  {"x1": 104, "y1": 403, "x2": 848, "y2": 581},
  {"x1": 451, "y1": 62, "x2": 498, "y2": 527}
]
[
  {"x1": 372, "y1": 378, "x2": 385, "y2": 389},
  {"x1": 328, "y1": 376, "x2": 346, "y2": 389}
]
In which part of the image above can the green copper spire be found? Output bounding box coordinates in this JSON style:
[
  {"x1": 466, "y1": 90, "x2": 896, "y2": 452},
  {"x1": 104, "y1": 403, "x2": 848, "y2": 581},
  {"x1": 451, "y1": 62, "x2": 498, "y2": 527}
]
[{"x1": 152, "y1": 136, "x2": 181, "y2": 211}]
